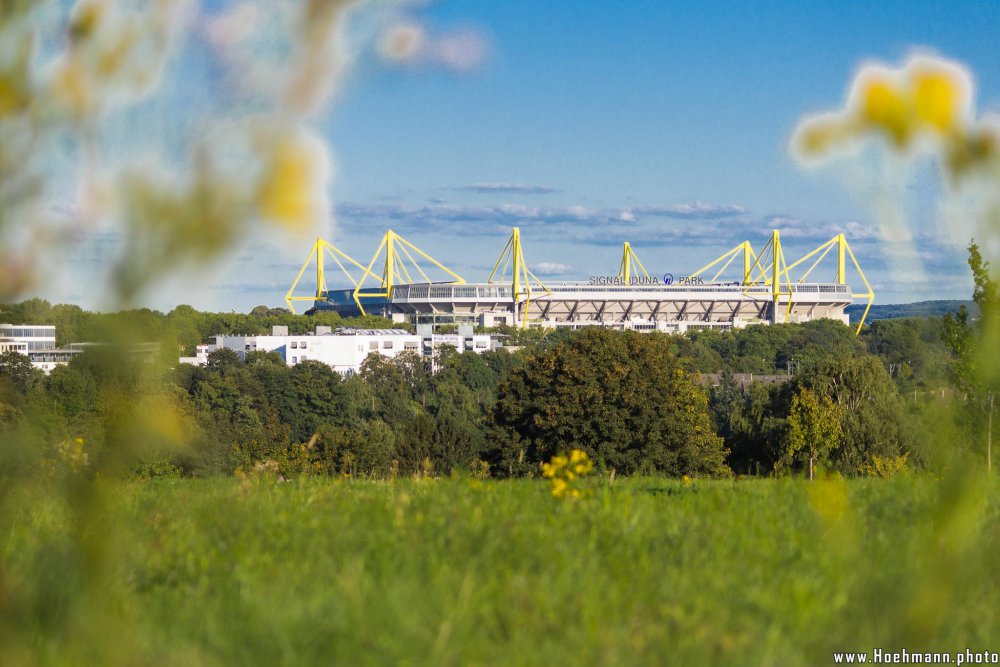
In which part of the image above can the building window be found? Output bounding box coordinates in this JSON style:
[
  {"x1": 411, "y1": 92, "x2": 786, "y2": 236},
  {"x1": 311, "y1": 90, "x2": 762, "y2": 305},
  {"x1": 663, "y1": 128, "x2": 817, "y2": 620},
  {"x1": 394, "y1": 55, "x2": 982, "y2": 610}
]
[
  {"x1": 300, "y1": 341, "x2": 307, "y2": 349},
  {"x1": 369, "y1": 341, "x2": 378, "y2": 350},
  {"x1": 300, "y1": 355, "x2": 307, "y2": 361},
  {"x1": 382, "y1": 340, "x2": 393, "y2": 349},
  {"x1": 290, "y1": 341, "x2": 298, "y2": 349},
  {"x1": 292, "y1": 356, "x2": 297, "y2": 363}
]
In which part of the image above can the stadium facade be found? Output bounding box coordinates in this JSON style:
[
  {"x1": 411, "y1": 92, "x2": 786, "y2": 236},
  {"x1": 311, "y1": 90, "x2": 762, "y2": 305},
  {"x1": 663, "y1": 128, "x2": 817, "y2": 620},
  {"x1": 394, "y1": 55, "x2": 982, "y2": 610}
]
[{"x1": 287, "y1": 228, "x2": 873, "y2": 335}]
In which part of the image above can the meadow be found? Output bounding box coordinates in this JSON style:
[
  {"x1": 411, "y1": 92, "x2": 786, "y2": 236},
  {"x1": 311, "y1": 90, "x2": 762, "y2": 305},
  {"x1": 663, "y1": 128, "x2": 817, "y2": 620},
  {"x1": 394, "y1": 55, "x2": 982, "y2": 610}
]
[{"x1": 3, "y1": 474, "x2": 998, "y2": 666}]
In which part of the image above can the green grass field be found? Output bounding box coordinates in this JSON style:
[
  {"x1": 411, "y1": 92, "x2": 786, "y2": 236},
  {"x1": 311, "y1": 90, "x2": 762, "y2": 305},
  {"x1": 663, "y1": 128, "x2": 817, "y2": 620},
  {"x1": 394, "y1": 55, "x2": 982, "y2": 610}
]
[{"x1": 3, "y1": 475, "x2": 999, "y2": 666}]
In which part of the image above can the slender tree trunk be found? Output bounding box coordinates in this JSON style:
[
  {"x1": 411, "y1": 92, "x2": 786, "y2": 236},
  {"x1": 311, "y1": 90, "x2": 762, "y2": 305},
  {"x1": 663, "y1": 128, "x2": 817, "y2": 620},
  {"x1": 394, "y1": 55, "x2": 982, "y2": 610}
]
[
  {"x1": 809, "y1": 454, "x2": 814, "y2": 481},
  {"x1": 989, "y1": 393, "x2": 994, "y2": 475}
]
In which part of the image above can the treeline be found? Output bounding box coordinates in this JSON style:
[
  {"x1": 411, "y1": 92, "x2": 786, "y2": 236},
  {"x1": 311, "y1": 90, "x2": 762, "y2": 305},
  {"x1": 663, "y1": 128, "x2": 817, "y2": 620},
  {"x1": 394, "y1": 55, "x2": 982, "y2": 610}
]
[
  {"x1": 0, "y1": 313, "x2": 968, "y2": 480},
  {"x1": 672, "y1": 317, "x2": 953, "y2": 390},
  {"x1": 845, "y1": 299, "x2": 976, "y2": 321},
  {"x1": 0, "y1": 299, "x2": 397, "y2": 354}
]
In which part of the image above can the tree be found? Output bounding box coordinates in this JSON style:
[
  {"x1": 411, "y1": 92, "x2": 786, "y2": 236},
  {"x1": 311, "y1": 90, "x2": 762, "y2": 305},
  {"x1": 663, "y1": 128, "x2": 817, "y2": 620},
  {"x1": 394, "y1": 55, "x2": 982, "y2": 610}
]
[
  {"x1": 359, "y1": 354, "x2": 418, "y2": 426},
  {"x1": 862, "y1": 317, "x2": 953, "y2": 391},
  {"x1": 942, "y1": 240, "x2": 998, "y2": 473},
  {"x1": 709, "y1": 374, "x2": 789, "y2": 475},
  {"x1": 284, "y1": 360, "x2": 351, "y2": 442},
  {"x1": 206, "y1": 347, "x2": 241, "y2": 368},
  {"x1": 785, "y1": 388, "x2": 843, "y2": 479},
  {"x1": 798, "y1": 355, "x2": 909, "y2": 474},
  {"x1": 44, "y1": 365, "x2": 97, "y2": 420},
  {"x1": 492, "y1": 328, "x2": 730, "y2": 477},
  {"x1": 0, "y1": 350, "x2": 42, "y2": 395},
  {"x1": 245, "y1": 350, "x2": 285, "y2": 367},
  {"x1": 781, "y1": 319, "x2": 865, "y2": 375}
]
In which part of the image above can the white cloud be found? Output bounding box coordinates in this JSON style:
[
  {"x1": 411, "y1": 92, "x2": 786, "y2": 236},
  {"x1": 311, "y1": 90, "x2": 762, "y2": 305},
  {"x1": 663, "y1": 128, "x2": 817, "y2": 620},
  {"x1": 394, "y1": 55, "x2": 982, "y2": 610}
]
[
  {"x1": 631, "y1": 202, "x2": 747, "y2": 219},
  {"x1": 335, "y1": 201, "x2": 639, "y2": 229},
  {"x1": 532, "y1": 262, "x2": 574, "y2": 275},
  {"x1": 459, "y1": 183, "x2": 559, "y2": 194}
]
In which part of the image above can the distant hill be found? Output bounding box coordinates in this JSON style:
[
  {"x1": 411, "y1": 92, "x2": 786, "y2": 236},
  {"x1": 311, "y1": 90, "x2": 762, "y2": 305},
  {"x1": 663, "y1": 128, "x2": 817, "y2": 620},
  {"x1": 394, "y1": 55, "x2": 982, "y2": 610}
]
[{"x1": 846, "y1": 300, "x2": 977, "y2": 322}]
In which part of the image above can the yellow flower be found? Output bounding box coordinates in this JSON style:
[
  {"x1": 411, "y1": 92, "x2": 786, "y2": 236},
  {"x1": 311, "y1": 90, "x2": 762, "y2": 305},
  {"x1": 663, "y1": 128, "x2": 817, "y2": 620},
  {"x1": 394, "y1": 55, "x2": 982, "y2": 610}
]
[
  {"x1": 69, "y1": 0, "x2": 106, "y2": 42},
  {"x1": 542, "y1": 449, "x2": 593, "y2": 498},
  {"x1": 809, "y1": 477, "x2": 849, "y2": 525},
  {"x1": 793, "y1": 115, "x2": 844, "y2": 158},
  {"x1": 257, "y1": 140, "x2": 317, "y2": 230},
  {"x1": 912, "y1": 68, "x2": 961, "y2": 133},
  {"x1": 52, "y1": 58, "x2": 91, "y2": 119},
  {"x1": 861, "y1": 78, "x2": 910, "y2": 146},
  {"x1": 0, "y1": 76, "x2": 29, "y2": 118}
]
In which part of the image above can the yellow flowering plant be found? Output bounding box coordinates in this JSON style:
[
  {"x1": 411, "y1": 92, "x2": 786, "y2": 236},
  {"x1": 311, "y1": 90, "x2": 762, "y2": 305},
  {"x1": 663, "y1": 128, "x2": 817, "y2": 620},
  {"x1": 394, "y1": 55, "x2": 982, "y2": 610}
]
[{"x1": 540, "y1": 449, "x2": 594, "y2": 498}]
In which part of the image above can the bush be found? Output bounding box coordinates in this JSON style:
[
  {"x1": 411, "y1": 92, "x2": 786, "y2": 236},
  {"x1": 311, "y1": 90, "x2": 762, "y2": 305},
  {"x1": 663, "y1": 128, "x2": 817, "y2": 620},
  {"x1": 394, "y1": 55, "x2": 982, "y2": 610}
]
[{"x1": 492, "y1": 328, "x2": 730, "y2": 477}]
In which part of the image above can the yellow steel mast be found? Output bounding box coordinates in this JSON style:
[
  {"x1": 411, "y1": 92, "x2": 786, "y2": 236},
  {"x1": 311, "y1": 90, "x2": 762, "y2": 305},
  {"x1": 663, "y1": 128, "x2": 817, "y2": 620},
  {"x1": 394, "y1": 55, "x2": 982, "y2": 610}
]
[
  {"x1": 689, "y1": 240, "x2": 760, "y2": 285},
  {"x1": 617, "y1": 242, "x2": 651, "y2": 283},
  {"x1": 285, "y1": 238, "x2": 374, "y2": 314},
  {"x1": 785, "y1": 233, "x2": 874, "y2": 334},
  {"x1": 488, "y1": 227, "x2": 550, "y2": 328},
  {"x1": 352, "y1": 229, "x2": 465, "y2": 315}
]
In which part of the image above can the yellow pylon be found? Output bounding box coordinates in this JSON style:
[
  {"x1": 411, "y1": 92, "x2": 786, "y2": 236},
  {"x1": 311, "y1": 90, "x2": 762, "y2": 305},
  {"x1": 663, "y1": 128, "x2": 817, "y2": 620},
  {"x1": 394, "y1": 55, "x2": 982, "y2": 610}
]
[
  {"x1": 353, "y1": 229, "x2": 465, "y2": 315},
  {"x1": 285, "y1": 238, "x2": 374, "y2": 314},
  {"x1": 785, "y1": 233, "x2": 875, "y2": 334},
  {"x1": 690, "y1": 240, "x2": 759, "y2": 285},
  {"x1": 488, "y1": 227, "x2": 550, "y2": 328},
  {"x1": 617, "y1": 242, "x2": 651, "y2": 283}
]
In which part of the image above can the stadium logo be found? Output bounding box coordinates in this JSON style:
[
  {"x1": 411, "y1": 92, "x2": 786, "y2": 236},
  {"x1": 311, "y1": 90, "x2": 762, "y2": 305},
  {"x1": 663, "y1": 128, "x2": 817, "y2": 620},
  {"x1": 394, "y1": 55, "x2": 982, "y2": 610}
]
[
  {"x1": 588, "y1": 275, "x2": 661, "y2": 285},
  {"x1": 586, "y1": 273, "x2": 705, "y2": 286}
]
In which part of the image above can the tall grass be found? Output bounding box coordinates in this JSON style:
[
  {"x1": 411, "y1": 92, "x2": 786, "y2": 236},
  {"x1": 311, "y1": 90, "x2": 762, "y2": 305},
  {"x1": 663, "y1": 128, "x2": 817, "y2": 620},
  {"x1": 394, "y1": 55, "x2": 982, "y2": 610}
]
[{"x1": 2, "y1": 475, "x2": 997, "y2": 665}]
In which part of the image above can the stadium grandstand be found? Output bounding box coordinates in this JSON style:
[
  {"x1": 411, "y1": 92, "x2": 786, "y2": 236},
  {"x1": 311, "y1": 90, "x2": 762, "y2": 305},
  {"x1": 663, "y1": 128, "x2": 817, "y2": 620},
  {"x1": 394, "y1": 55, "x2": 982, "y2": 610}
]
[{"x1": 286, "y1": 228, "x2": 874, "y2": 335}]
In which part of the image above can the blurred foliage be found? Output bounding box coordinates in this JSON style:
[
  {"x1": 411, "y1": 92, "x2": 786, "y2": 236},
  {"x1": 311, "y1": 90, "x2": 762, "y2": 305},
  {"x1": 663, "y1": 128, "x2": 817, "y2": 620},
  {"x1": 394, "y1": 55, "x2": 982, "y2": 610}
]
[
  {"x1": 793, "y1": 54, "x2": 999, "y2": 182},
  {"x1": 0, "y1": 0, "x2": 359, "y2": 303},
  {"x1": 2, "y1": 3, "x2": 999, "y2": 662}
]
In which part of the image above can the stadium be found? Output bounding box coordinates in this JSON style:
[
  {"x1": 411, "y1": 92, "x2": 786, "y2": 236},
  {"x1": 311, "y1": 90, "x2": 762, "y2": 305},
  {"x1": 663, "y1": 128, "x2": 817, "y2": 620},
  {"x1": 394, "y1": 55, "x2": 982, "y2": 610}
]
[{"x1": 287, "y1": 228, "x2": 874, "y2": 335}]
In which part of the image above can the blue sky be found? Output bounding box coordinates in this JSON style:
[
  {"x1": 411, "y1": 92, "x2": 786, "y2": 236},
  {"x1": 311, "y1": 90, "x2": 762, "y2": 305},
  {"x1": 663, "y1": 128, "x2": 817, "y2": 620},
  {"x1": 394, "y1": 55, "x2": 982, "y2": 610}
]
[{"x1": 56, "y1": 0, "x2": 1000, "y2": 310}]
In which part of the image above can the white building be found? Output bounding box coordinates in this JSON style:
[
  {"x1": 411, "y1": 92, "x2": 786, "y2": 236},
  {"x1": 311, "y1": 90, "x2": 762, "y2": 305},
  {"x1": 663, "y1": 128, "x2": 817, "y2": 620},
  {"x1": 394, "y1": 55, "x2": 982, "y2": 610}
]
[
  {"x1": 0, "y1": 338, "x2": 28, "y2": 354},
  {"x1": 187, "y1": 325, "x2": 505, "y2": 374},
  {"x1": 0, "y1": 324, "x2": 56, "y2": 351},
  {"x1": 208, "y1": 327, "x2": 423, "y2": 375},
  {"x1": 26, "y1": 349, "x2": 81, "y2": 374},
  {"x1": 0, "y1": 323, "x2": 71, "y2": 374},
  {"x1": 179, "y1": 344, "x2": 212, "y2": 366},
  {"x1": 416, "y1": 324, "x2": 499, "y2": 355}
]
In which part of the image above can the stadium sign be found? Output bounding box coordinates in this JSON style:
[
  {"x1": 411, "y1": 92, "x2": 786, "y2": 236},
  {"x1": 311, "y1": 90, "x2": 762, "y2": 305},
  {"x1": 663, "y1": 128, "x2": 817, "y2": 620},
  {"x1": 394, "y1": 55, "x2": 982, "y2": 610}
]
[{"x1": 586, "y1": 274, "x2": 706, "y2": 286}]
